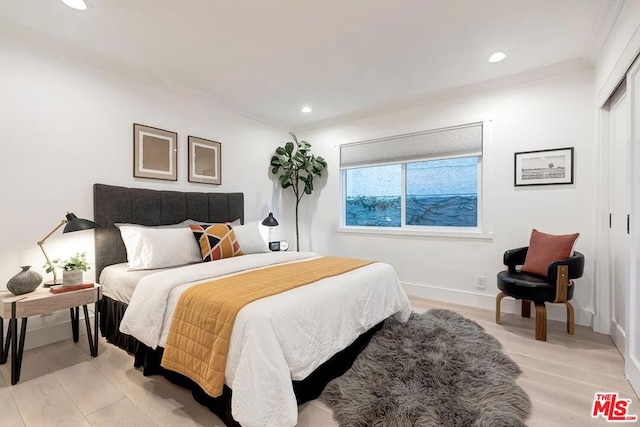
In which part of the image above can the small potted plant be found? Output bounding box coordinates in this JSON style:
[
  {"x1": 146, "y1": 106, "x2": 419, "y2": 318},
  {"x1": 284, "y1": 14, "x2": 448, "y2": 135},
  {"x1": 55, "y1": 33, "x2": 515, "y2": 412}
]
[{"x1": 44, "y1": 252, "x2": 90, "y2": 286}]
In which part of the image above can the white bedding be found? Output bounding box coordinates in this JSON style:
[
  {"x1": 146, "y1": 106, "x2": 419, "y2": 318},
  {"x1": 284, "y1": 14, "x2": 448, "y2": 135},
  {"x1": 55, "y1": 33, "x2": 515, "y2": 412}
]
[
  {"x1": 99, "y1": 263, "x2": 171, "y2": 303},
  {"x1": 119, "y1": 252, "x2": 412, "y2": 427}
]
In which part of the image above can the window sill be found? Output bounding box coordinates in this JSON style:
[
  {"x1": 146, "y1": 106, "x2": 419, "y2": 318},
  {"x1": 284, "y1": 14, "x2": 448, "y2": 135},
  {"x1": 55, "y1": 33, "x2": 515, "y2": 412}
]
[{"x1": 336, "y1": 226, "x2": 494, "y2": 240}]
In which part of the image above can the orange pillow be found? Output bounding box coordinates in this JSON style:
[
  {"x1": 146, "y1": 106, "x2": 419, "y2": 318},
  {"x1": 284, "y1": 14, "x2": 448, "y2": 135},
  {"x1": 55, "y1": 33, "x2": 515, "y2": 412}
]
[
  {"x1": 521, "y1": 229, "x2": 579, "y2": 277},
  {"x1": 190, "y1": 223, "x2": 243, "y2": 262}
]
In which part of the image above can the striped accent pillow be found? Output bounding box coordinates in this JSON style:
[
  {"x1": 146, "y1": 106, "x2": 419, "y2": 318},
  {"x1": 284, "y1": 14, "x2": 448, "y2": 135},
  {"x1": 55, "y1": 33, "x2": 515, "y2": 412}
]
[{"x1": 189, "y1": 223, "x2": 243, "y2": 262}]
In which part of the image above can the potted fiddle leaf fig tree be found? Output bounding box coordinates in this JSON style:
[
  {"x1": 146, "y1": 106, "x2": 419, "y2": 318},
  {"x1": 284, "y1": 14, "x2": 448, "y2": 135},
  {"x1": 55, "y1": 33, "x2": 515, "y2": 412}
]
[{"x1": 270, "y1": 133, "x2": 327, "y2": 251}]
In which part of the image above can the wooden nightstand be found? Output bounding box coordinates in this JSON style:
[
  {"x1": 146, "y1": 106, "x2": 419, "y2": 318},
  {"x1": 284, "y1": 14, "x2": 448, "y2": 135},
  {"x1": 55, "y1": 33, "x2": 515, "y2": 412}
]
[{"x1": 0, "y1": 284, "x2": 102, "y2": 384}]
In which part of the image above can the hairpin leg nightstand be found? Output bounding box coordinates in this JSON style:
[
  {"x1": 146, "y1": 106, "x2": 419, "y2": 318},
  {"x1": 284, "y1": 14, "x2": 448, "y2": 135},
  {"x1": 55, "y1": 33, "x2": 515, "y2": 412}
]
[{"x1": 0, "y1": 284, "x2": 102, "y2": 384}]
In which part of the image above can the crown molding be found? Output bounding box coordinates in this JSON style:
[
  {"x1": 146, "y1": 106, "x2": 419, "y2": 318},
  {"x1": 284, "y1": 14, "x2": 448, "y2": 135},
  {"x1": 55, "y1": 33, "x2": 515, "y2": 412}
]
[
  {"x1": 0, "y1": 18, "x2": 288, "y2": 131},
  {"x1": 0, "y1": 15, "x2": 600, "y2": 134},
  {"x1": 295, "y1": 59, "x2": 593, "y2": 133},
  {"x1": 583, "y1": 0, "x2": 624, "y2": 64}
]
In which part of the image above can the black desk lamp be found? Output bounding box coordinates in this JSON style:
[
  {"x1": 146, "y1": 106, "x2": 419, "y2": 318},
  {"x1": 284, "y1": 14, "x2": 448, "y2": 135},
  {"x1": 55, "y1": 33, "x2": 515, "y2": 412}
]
[
  {"x1": 262, "y1": 212, "x2": 280, "y2": 250},
  {"x1": 37, "y1": 212, "x2": 100, "y2": 286},
  {"x1": 261, "y1": 212, "x2": 279, "y2": 227}
]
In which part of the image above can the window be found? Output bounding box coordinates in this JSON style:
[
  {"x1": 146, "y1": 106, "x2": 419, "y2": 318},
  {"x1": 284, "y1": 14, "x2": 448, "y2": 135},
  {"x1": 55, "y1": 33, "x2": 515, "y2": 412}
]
[
  {"x1": 406, "y1": 157, "x2": 478, "y2": 227},
  {"x1": 345, "y1": 164, "x2": 402, "y2": 227},
  {"x1": 340, "y1": 122, "x2": 486, "y2": 234}
]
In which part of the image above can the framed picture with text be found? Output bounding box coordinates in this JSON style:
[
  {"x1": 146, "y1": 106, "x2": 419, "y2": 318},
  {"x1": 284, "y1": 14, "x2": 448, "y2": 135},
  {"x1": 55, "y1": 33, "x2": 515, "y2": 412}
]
[
  {"x1": 514, "y1": 147, "x2": 574, "y2": 186},
  {"x1": 188, "y1": 136, "x2": 222, "y2": 185},
  {"x1": 133, "y1": 123, "x2": 178, "y2": 181}
]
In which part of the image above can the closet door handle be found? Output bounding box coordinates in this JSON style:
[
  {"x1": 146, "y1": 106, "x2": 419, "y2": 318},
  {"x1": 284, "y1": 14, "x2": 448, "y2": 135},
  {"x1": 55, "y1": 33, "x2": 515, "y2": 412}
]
[{"x1": 628, "y1": 214, "x2": 630, "y2": 234}]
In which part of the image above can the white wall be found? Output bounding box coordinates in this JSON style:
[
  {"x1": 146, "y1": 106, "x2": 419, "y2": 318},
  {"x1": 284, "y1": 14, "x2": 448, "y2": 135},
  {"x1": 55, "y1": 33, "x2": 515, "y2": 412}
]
[
  {"x1": 0, "y1": 34, "x2": 286, "y2": 348},
  {"x1": 0, "y1": 28, "x2": 601, "y2": 345},
  {"x1": 300, "y1": 68, "x2": 597, "y2": 326}
]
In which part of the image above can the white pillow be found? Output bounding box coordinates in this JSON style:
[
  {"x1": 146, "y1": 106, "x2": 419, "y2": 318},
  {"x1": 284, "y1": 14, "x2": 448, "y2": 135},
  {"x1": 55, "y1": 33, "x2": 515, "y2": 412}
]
[
  {"x1": 116, "y1": 219, "x2": 239, "y2": 230},
  {"x1": 233, "y1": 221, "x2": 270, "y2": 254},
  {"x1": 118, "y1": 226, "x2": 202, "y2": 270},
  {"x1": 115, "y1": 219, "x2": 205, "y2": 229}
]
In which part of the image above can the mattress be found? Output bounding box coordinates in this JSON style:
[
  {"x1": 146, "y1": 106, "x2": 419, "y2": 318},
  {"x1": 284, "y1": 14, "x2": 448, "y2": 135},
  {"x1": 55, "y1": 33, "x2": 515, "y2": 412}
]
[{"x1": 99, "y1": 262, "x2": 186, "y2": 303}]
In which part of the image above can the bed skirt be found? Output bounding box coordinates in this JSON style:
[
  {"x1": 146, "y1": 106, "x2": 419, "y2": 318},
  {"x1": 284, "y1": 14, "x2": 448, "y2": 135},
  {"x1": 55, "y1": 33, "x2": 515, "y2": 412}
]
[{"x1": 99, "y1": 296, "x2": 381, "y2": 426}]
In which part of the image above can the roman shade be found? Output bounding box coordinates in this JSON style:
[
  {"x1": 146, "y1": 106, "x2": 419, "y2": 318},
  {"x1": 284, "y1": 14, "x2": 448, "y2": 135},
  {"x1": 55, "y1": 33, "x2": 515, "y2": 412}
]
[{"x1": 339, "y1": 122, "x2": 483, "y2": 169}]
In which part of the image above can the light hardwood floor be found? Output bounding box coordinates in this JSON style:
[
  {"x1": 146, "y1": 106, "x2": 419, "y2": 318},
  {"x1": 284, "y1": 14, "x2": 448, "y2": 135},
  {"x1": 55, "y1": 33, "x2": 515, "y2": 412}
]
[{"x1": 0, "y1": 297, "x2": 635, "y2": 426}]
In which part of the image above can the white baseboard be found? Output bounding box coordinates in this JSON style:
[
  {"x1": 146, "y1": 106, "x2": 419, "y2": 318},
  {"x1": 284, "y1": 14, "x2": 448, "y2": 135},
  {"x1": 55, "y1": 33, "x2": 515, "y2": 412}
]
[
  {"x1": 612, "y1": 321, "x2": 626, "y2": 353},
  {"x1": 402, "y1": 281, "x2": 594, "y2": 328}
]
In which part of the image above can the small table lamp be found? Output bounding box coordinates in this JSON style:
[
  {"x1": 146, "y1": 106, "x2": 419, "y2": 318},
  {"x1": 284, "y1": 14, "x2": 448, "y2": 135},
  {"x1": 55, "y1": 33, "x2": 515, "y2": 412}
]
[
  {"x1": 37, "y1": 212, "x2": 100, "y2": 286},
  {"x1": 261, "y1": 212, "x2": 279, "y2": 249}
]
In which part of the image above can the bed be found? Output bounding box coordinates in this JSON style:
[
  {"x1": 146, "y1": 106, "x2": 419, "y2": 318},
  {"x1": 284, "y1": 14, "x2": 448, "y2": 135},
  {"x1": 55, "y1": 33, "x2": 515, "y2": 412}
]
[{"x1": 93, "y1": 183, "x2": 411, "y2": 427}]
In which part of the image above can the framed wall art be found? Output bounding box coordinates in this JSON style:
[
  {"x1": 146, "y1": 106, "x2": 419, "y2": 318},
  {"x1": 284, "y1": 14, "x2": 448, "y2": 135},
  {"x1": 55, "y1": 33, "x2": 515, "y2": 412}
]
[
  {"x1": 188, "y1": 136, "x2": 222, "y2": 185},
  {"x1": 133, "y1": 123, "x2": 177, "y2": 181},
  {"x1": 514, "y1": 147, "x2": 574, "y2": 186}
]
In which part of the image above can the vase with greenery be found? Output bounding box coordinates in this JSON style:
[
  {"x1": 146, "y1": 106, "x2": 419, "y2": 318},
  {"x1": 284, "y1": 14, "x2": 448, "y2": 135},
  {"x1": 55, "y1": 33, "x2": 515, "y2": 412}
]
[
  {"x1": 44, "y1": 252, "x2": 90, "y2": 285},
  {"x1": 270, "y1": 133, "x2": 327, "y2": 251}
]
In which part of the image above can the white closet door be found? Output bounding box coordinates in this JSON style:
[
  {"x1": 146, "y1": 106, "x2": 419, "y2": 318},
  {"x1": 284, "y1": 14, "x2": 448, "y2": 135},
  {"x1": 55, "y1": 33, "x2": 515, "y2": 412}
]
[
  {"x1": 608, "y1": 80, "x2": 630, "y2": 355},
  {"x1": 626, "y1": 59, "x2": 640, "y2": 394}
]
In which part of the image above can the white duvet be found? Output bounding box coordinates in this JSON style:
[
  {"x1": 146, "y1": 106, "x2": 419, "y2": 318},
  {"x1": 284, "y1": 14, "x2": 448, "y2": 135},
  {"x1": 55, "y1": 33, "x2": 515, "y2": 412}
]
[{"x1": 119, "y1": 252, "x2": 412, "y2": 427}]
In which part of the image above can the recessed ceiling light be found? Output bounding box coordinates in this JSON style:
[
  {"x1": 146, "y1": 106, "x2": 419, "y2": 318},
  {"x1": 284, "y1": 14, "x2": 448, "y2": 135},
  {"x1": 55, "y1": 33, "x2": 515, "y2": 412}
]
[
  {"x1": 62, "y1": 0, "x2": 89, "y2": 11},
  {"x1": 301, "y1": 106, "x2": 312, "y2": 113},
  {"x1": 488, "y1": 52, "x2": 506, "y2": 63}
]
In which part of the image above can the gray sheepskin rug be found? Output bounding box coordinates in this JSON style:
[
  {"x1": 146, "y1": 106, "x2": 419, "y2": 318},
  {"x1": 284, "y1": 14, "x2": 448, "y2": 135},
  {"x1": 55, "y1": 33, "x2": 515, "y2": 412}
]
[{"x1": 320, "y1": 309, "x2": 531, "y2": 427}]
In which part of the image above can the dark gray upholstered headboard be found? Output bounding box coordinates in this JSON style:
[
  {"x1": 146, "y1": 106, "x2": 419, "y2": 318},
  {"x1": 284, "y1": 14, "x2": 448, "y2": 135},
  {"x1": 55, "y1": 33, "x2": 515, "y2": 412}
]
[{"x1": 93, "y1": 184, "x2": 244, "y2": 279}]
